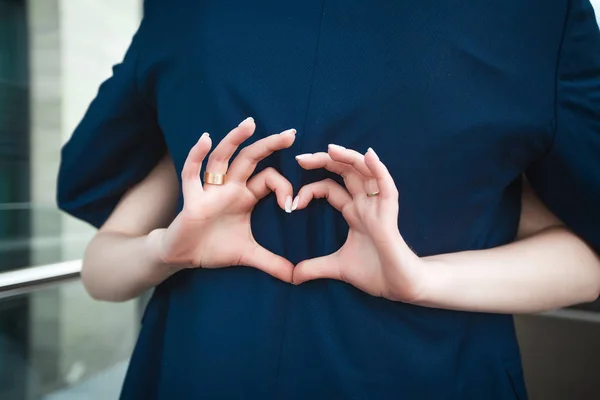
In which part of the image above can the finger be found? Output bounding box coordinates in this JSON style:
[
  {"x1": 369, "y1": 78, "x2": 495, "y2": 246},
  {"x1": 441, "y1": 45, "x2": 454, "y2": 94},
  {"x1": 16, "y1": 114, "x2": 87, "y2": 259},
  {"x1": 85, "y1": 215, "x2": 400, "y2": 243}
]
[
  {"x1": 228, "y1": 129, "x2": 297, "y2": 182},
  {"x1": 241, "y1": 245, "x2": 294, "y2": 283},
  {"x1": 293, "y1": 255, "x2": 341, "y2": 284},
  {"x1": 295, "y1": 152, "x2": 364, "y2": 195},
  {"x1": 327, "y1": 144, "x2": 373, "y2": 178},
  {"x1": 247, "y1": 167, "x2": 294, "y2": 213},
  {"x1": 205, "y1": 117, "x2": 255, "y2": 175},
  {"x1": 364, "y1": 148, "x2": 399, "y2": 200},
  {"x1": 181, "y1": 133, "x2": 212, "y2": 203},
  {"x1": 295, "y1": 152, "x2": 351, "y2": 176},
  {"x1": 292, "y1": 179, "x2": 352, "y2": 212}
]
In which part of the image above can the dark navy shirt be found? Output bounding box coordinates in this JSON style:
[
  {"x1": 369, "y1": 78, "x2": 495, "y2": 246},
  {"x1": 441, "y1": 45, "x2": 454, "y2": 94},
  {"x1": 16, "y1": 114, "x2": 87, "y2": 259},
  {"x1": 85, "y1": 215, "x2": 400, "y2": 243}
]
[{"x1": 57, "y1": 1, "x2": 600, "y2": 399}]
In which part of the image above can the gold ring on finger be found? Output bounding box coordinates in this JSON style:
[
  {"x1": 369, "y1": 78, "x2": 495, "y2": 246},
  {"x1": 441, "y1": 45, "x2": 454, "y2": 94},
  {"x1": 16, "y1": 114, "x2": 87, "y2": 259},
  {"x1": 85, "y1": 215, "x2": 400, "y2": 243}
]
[
  {"x1": 203, "y1": 171, "x2": 227, "y2": 185},
  {"x1": 366, "y1": 191, "x2": 381, "y2": 197}
]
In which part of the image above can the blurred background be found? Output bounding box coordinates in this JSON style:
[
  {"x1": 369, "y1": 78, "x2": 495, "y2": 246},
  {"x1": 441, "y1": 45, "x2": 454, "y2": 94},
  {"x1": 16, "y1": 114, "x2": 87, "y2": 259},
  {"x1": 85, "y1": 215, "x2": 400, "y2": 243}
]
[
  {"x1": 0, "y1": 1, "x2": 599, "y2": 399},
  {"x1": 1, "y1": 1, "x2": 141, "y2": 399}
]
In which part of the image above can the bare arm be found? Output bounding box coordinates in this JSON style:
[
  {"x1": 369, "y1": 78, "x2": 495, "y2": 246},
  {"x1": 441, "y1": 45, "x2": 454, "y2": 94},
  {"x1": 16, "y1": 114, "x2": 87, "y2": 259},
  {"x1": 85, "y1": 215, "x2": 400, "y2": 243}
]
[
  {"x1": 293, "y1": 148, "x2": 600, "y2": 314},
  {"x1": 81, "y1": 154, "x2": 182, "y2": 301},
  {"x1": 80, "y1": 119, "x2": 299, "y2": 302},
  {"x1": 419, "y1": 178, "x2": 600, "y2": 313}
]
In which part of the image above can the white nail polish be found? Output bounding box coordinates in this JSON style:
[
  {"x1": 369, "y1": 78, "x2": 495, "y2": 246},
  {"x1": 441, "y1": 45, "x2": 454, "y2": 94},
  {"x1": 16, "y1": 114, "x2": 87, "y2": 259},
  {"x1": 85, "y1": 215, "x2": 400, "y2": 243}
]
[
  {"x1": 328, "y1": 144, "x2": 345, "y2": 150},
  {"x1": 368, "y1": 147, "x2": 380, "y2": 160},
  {"x1": 238, "y1": 117, "x2": 254, "y2": 126},
  {"x1": 295, "y1": 154, "x2": 312, "y2": 160},
  {"x1": 281, "y1": 128, "x2": 296, "y2": 135},
  {"x1": 291, "y1": 196, "x2": 299, "y2": 211},
  {"x1": 285, "y1": 196, "x2": 292, "y2": 213}
]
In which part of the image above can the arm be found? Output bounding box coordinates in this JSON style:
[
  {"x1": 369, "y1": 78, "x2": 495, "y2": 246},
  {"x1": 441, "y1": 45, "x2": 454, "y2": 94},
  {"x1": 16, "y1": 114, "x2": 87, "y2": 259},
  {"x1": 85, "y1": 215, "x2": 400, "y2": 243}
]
[
  {"x1": 293, "y1": 0, "x2": 600, "y2": 313},
  {"x1": 81, "y1": 121, "x2": 298, "y2": 302},
  {"x1": 419, "y1": 0, "x2": 600, "y2": 313},
  {"x1": 57, "y1": 19, "x2": 172, "y2": 301},
  {"x1": 82, "y1": 154, "x2": 182, "y2": 301},
  {"x1": 293, "y1": 147, "x2": 600, "y2": 314},
  {"x1": 420, "y1": 178, "x2": 600, "y2": 313}
]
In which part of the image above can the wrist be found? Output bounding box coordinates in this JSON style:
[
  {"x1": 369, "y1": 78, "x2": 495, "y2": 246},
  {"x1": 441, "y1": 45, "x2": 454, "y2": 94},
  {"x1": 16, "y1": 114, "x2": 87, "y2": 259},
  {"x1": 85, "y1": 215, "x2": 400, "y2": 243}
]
[
  {"x1": 387, "y1": 230, "x2": 443, "y2": 305},
  {"x1": 145, "y1": 229, "x2": 186, "y2": 274},
  {"x1": 407, "y1": 257, "x2": 445, "y2": 307}
]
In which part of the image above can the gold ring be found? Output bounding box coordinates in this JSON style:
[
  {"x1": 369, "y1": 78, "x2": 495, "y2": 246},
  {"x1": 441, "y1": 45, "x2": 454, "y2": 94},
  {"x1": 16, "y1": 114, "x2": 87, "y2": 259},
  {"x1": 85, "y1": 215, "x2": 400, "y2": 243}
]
[
  {"x1": 203, "y1": 171, "x2": 227, "y2": 185},
  {"x1": 366, "y1": 191, "x2": 381, "y2": 197}
]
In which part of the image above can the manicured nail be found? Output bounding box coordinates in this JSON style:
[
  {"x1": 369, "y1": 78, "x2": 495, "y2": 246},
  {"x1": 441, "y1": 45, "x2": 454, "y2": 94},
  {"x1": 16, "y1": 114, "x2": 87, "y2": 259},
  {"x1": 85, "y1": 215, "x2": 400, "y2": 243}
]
[
  {"x1": 198, "y1": 132, "x2": 210, "y2": 143},
  {"x1": 285, "y1": 196, "x2": 293, "y2": 213},
  {"x1": 328, "y1": 144, "x2": 345, "y2": 150},
  {"x1": 295, "y1": 154, "x2": 312, "y2": 160},
  {"x1": 291, "y1": 196, "x2": 299, "y2": 211},
  {"x1": 367, "y1": 147, "x2": 379, "y2": 160},
  {"x1": 238, "y1": 117, "x2": 254, "y2": 126},
  {"x1": 281, "y1": 128, "x2": 297, "y2": 135}
]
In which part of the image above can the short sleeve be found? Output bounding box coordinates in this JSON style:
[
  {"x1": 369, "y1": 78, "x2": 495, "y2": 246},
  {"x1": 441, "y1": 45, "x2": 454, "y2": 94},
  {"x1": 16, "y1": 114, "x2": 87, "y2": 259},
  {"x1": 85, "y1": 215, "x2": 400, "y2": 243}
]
[
  {"x1": 57, "y1": 22, "x2": 165, "y2": 228},
  {"x1": 526, "y1": 0, "x2": 600, "y2": 252}
]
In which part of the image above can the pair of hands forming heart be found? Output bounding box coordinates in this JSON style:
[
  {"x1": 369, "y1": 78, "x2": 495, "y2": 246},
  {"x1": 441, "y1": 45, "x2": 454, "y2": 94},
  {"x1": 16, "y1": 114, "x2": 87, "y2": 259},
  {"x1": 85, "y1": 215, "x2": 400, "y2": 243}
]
[{"x1": 155, "y1": 118, "x2": 424, "y2": 302}]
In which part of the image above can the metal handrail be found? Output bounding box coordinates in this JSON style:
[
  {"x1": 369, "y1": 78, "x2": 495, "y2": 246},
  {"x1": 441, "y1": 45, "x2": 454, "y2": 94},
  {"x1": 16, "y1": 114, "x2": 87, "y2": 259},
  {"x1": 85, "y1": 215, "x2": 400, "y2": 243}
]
[
  {"x1": 0, "y1": 260, "x2": 598, "y2": 323},
  {"x1": 0, "y1": 260, "x2": 81, "y2": 299}
]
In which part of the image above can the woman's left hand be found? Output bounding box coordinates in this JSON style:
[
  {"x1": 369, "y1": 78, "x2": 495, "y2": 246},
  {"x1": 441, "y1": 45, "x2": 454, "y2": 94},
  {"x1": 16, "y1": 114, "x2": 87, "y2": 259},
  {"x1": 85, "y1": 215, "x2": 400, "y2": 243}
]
[{"x1": 293, "y1": 145, "x2": 425, "y2": 302}]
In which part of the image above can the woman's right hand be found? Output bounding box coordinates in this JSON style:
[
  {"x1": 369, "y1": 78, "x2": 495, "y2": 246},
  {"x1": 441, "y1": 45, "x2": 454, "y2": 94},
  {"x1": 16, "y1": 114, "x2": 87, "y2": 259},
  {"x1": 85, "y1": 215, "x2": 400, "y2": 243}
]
[{"x1": 149, "y1": 118, "x2": 296, "y2": 282}]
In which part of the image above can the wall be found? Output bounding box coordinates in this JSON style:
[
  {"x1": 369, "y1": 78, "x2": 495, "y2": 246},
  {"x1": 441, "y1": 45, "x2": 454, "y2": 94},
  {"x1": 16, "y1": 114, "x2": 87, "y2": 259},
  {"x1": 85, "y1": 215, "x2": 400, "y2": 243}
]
[{"x1": 25, "y1": 1, "x2": 142, "y2": 397}]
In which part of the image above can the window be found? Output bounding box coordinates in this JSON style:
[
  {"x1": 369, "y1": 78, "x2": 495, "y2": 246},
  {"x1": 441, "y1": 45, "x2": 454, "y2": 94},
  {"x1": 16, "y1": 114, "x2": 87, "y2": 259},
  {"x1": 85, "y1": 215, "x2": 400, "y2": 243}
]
[{"x1": 0, "y1": 1, "x2": 144, "y2": 398}]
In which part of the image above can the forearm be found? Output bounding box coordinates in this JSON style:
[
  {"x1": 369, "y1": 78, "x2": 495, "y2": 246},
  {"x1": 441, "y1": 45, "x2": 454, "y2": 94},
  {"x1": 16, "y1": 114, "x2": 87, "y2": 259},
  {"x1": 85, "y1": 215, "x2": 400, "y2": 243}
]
[
  {"x1": 415, "y1": 227, "x2": 600, "y2": 314},
  {"x1": 82, "y1": 229, "x2": 183, "y2": 302}
]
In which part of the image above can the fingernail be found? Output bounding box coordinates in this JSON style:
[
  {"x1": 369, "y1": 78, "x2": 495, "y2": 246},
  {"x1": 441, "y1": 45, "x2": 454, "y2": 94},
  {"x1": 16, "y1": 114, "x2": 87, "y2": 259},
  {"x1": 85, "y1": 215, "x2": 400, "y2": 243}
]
[
  {"x1": 201, "y1": 132, "x2": 209, "y2": 138},
  {"x1": 328, "y1": 144, "x2": 345, "y2": 150},
  {"x1": 291, "y1": 196, "x2": 299, "y2": 211},
  {"x1": 281, "y1": 128, "x2": 297, "y2": 135},
  {"x1": 285, "y1": 196, "x2": 292, "y2": 213},
  {"x1": 238, "y1": 117, "x2": 254, "y2": 126},
  {"x1": 367, "y1": 147, "x2": 380, "y2": 160},
  {"x1": 295, "y1": 154, "x2": 312, "y2": 160}
]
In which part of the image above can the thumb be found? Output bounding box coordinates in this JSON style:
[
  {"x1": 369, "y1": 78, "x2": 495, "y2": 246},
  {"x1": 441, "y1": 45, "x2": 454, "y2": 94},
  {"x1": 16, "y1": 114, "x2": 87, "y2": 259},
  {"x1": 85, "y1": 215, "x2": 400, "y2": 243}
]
[
  {"x1": 293, "y1": 255, "x2": 341, "y2": 285},
  {"x1": 242, "y1": 244, "x2": 294, "y2": 283}
]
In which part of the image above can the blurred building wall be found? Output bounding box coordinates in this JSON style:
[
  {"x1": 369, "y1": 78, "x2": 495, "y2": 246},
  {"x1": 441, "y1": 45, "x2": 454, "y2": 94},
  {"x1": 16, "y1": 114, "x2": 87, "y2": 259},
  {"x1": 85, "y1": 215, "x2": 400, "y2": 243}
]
[{"x1": 26, "y1": 1, "x2": 142, "y2": 397}]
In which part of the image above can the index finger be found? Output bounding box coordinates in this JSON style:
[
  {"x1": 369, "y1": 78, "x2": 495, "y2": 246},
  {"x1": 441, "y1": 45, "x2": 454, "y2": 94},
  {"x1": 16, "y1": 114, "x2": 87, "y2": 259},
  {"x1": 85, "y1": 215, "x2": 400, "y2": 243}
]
[
  {"x1": 295, "y1": 152, "x2": 365, "y2": 195},
  {"x1": 227, "y1": 129, "x2": 297, "y2": 182}
]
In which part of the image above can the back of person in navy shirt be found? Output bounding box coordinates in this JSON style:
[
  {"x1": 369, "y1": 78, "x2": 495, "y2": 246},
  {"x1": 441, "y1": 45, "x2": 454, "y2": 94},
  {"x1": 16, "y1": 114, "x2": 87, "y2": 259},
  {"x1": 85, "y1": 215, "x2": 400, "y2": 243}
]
[{"x1": 58, "y1": 1, "x2": 600, "y2": 399}]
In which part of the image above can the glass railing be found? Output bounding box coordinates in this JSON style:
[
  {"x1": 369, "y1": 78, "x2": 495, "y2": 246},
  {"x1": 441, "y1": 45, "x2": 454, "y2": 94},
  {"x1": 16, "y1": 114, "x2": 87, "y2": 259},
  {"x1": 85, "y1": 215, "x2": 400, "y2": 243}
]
[
  {"x1": 0, "y1": 205, "x2": 94, "y2": 274},
  {"x1": 0, "y1": 2, "x2": 145, "y2": 397},
  {"x1": 0, "y1": 275, "x2": 142, "y2": 400},
  {"x1": 0, "y1": 201, "x2": 143, "y2": 399}
]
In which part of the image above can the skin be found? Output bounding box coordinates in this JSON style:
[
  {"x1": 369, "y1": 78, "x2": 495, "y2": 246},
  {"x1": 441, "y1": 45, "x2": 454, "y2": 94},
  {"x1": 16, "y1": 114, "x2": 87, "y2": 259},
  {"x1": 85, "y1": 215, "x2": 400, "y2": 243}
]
[
  {"x1": 295, "y1": 146, "x2": 600, "y2": 313},
  {"x1": 82, "y1": 118, "x2": 600, "y2": 313},
  {"x1": 82, "y1": 118, "x2": 298, "y2": 300}
]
